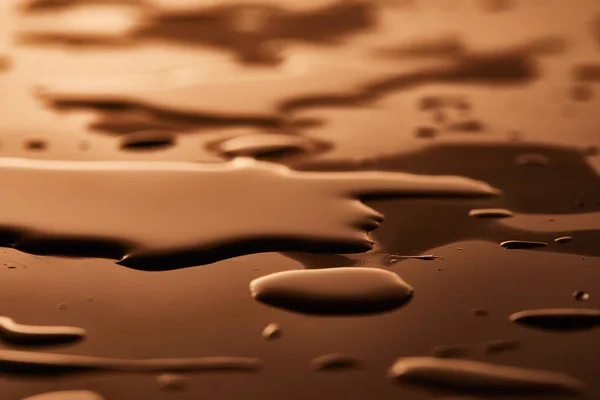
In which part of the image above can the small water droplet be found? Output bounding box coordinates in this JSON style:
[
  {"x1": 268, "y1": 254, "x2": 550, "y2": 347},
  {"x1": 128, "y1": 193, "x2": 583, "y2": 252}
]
[
  {"x1": 471, "y1": 308, "x2": 489, "y2": 317},
  {"x1": 261, "y1": 323, "x2": 281, "y2": 340},
  {"x1": 120, "y1": 131, "x2": 176, "y2": 151},
  {"x1": 157, "y1": 373, "x2": 189, "y2": 391},
  {"x1": 415, "y1": 126, "x2": 438, "y2": 139},
  {"x1": 311, "y1": 354, "x2": 361, "y2": 371},
  {"x1": 500, "y1": 240, "x2": 548, "y2": 250},
  {"x1": 572, "y1": 290, "x2": 590, "y2": 301},
  {"x1": 468, "y1": 208, "x2": 514, "y2": 219},
  {"x1": 570, "y1": 84, "x2": 593, "y2": 102},
  {"x1": 24, "y1": 139, "x2": 48, "y2": 151},
  {"x1": 431, "y1": 345, "x2": 470, "y2": 358},
  {"x1": 56, "y1": 303, "x2": 68, "y2": 310},
  {"x1": 484, "y1": 340, "x2": 521, "y2": 354}
]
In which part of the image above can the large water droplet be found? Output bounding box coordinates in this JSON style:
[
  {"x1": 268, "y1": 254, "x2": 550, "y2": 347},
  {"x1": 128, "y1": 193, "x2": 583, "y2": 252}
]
[
  {"x1": 250, "y1": 267, "x2": 414, "y2": 315},
  {"x1": 500, "y1": 240, "x2": 548, "y2": 250},
  {"x1": 468, "y1": 208, "x2": 514, "y2": 219}
]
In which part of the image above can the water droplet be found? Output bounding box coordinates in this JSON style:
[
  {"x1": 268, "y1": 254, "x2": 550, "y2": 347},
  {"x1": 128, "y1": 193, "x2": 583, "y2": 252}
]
[
  {"x1": 23, "y1": 390, "x2": 104, "y2": 400},
  {"x1": 468, "y1": 208, "x2": 514, "y2": 219},
  {"x1": 0, "y1": 350, "x2": 262, "y2": 374},
  {"x1": 0, "y1": 316, "x2": 85, "y2": 345},
  {"x1": 56, "y1": 303, "x2": 68, "y2": 310},
  {"x1": 515, "y1": 153, "x2": 550, "y2": 166},
  {"x1": 570, "y1": 85, "x2": 593, "y2": 102},
  {"x1": 311, "y1": 354, "x2": 361, "y2": 371},
  {"x1": 120, "y1": 131, "x2": 176, "y2": 151},
  {"x1": 555, "y1": 236, "x2": 573, "y2": 244},
  {"x1": 389, "y1": 357, "x2": 584, "y2": 394},
  {"x1": 415, "y1": 126, "x2": 438, "y2": 139},
  {"x1": 510, "y1": 308, "x2": 600, "y2": 331},
  {"x1": 471, "y1": 309, "x2": 488, "y2": 317},
  {"x1": 250, "y1": 267, "x2": 414, "y2": 315},
  {"x1": 157, "y1": 373, "x2": 189, "y2": 391},
  {"x1": 572, "y1": 290, "x2": 590, "y2": 301},
  {"x1": 261, "y1": 323, "x2": 281, "y2": 340},
  {"x1": 484, "y1": 340, "x2": 521, "y2": 354},
  {"x1": 211, "y1": 133, "x2": 329, "y2": 159},
  {"x1": 24, "y1": 139, "x2": 48, "y2": 151},
  {"x1": 431, "y1": 345, "x2": 470, "y2": 358},
  {"x1": 500, "y1": 240, "x2": 548, "y2": 250}
]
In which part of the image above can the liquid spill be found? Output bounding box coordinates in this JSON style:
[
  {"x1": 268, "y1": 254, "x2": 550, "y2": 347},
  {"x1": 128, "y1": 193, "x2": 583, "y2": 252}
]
[
  {"x1": 431, "y1": 345, "x2": 470, "y2": 359},
  {"x1": 500, "y1": 240, "x2": 549, "y2": 250},
  {"x1": 573, "y1": 290, "x2": 590, "y2": 301},
  {"x1": 0, "y1": 350, "x2": 262, "y2": 374},
  {"x1": 23, "y1": 391, "x2": 104, "y2": 400},
  {"x1": 310, "y1": 354, "x2": 361, "y2": 371},
  {"x1": 0, "y1": 316, "x2": 85, "y2": 345},
  {"x1": 120, "y1": 131, "x2": 176, "y2": 151},
  {"x1": 249, "y1": 267, "x2": 413, "y2": 315},
  {"x1": 261, "y1": 323, "x2": 281, "y2": 340},
  {"x1": 388, "y1": 357, "x2": 584, "y2": 395},
  {"x1": 483, "y1": 340, "x2": 521, "y2": 354},
  {"x1": 468, "y1": 208, "x2": 514, "y2": 219},
  {"x1": 555, "y1": 236, "x2": 573, "y2": 243},
  {"x1": 0, "y1": 157, "x2": 498, "y2": 270},
  {"x1": 209, "y1": 133, "x2": 330, "y2": 160},
  {"x1": 157, "y1": 373, "x2": 189, "y2": 391},
  {"x1": 510, "y1": 308, "x2": 600, "y2": 331}
]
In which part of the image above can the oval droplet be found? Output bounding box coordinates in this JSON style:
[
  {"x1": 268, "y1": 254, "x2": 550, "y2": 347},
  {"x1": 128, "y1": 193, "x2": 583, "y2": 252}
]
[
  {"x1": 311, "y1": 354, "x2": 362, "y2": 371},
  {"x1": 468, "y1": 208, "x2": 514, "y2": 219},
  {"x1": 515, "y1": 153, "x2": 550, "y2": 166},
  {"x1": 250, "y1": 267, "x2": 414, "y2": 315},
  {"x1": 389, "y1": 357, "x2": 584, "y2": 394},
  {"x1": 510, "y1": 308, "x2": 600, "y2": 331},
  {"x1": 572, "y1": 290, "x2": 590, "y2": 301},
  {"x1": 0, "y1": 316, "x2": 85, "y2": 345},
  {"x1": 120, "y1": 131, "x2": 176, "y2": 151},
  {"x1": 500, "y1": 240, "x2": 548, "y2": 250},
  {"x1": 157, "y1": 373, "x2": 189, "y2": 391},
  {"x1": 211, "y1": 133, "x2": 330, "y2": 159},
  {"x1": 261, "y1": 323, "x2": 281, "y2": 340}
]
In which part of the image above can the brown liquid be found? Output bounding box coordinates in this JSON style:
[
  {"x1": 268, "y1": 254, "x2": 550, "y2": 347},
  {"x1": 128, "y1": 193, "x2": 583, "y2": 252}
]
[{"x1": 0, "y1": 157, "x2": 497, "y2": 270}]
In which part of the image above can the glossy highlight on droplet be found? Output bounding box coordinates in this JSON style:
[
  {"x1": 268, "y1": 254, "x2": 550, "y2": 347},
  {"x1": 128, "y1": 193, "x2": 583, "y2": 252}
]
[
  {"x1": 468, "y1": 208, "x2": 514, "y2": 219},
  {"x1": 389, "y1": 357, "x2": 584, "y2": 395},
  {"x1": 250, "y1": 267, "x2": 414, "y2": 315},
  {"x1": 261, "y1": 323, "x2": 281, "y2": 340}
]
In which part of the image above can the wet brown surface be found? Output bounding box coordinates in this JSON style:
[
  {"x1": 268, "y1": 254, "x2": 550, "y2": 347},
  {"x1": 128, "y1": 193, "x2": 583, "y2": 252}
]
[{"x1": 0, "y1": 0, "x2": 599, "y2": 399}]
